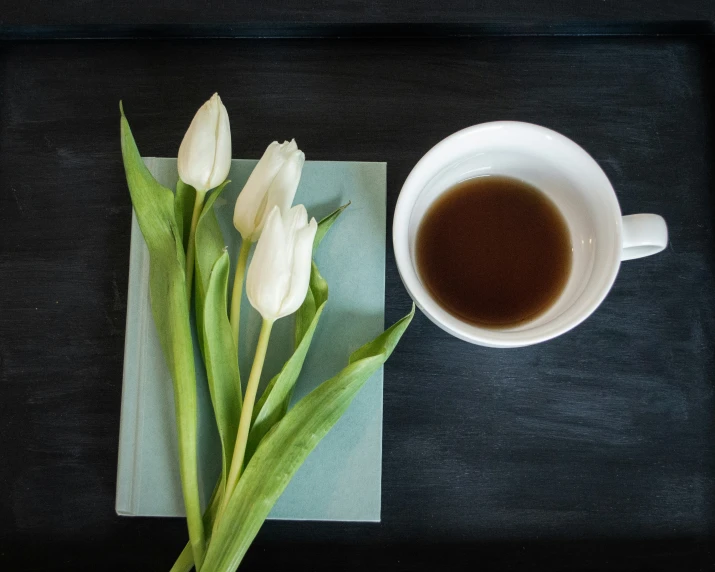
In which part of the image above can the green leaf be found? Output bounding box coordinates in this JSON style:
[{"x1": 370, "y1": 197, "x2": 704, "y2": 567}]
[
  {"x1": 245, "y1": 262, "x2": 328, "y2": 464},
  {"x1": 203, "y1": 252, "x2": 243, "y2": 493},
  {"x1": 171, "y1": 476, "x2": 228, "y2": 572},
  {"x1": 293, "y1": 261, "x2": 327, "y2": 349},
  {"x1": 294, "y1": 204, "x2": 347, "y2": 348},
  {"x1": 120, "y1": 104, "x2": 205, "y2": 567},
  {"x1": 194, "y1": 181, "x2": 230, "y2": 354},
  {"x1": 170, "y1": 543, "x2": 194, "y2": 572},
  {"x1": 293, "y1": 276, "x2": 317, "y2": 349},
  {"x1": 171, "y1": 481, "x2": 225, "y2": 572},
  {"x1": 195, "y1": 183, "x2": 231, "y2": 295},
  {"x1": 175, "y1": 180, "x2": 196, "y2": 253},
  {"x1": 314, "y1": 201, "x2": 350, "y2": 248},
  {"x1": 201, "y1": 306, "x2": 414, "y2": 572},
  {"x1": 246, "y1": 203, "x2": 346, "y2": 462}
]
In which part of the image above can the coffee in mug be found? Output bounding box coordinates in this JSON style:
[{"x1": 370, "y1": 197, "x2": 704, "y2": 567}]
[{"x1": 416, "y1": 176, "x2": 572, "y2": 329}]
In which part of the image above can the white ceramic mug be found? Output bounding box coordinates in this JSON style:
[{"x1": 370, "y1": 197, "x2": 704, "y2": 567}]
[{"x1": 393, "y1": 121, "x2": 668, "y2": 348}]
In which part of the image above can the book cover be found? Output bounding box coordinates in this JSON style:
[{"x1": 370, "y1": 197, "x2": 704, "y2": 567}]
[{"x1": 116, "y1": 158, "x2": 386, "y2": 521}]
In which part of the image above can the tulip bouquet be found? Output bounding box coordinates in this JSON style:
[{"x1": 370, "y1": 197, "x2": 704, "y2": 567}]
[{"x1": 119, "y1": 93, "x2": 412, "y2": 572}]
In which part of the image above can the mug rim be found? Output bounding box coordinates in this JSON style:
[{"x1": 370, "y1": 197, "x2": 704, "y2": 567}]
[{"x1": 392, "y1": 121, "x2": 623, "y2": 347}]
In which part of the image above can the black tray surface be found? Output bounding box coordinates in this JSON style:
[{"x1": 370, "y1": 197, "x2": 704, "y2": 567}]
[
  {"x1": 1, "y1": 35, "x2": 714, "y2": 570},
  {"x1": 0, "y1": 0, "x2": 714, "y2": 29}
]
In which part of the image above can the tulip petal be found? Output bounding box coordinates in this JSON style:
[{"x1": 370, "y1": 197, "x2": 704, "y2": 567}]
[
  {"x1": 178, "y1": 94, "x2": 224, "y2": 191},
  {"x1": 255, "y1": 148, "x2": 305, "y2": 240},
  {"x1": 278, "y1": 216, "x2": 317, "y2": 319},
  {"x1": 246, "y1": 206, "x2": 291, "y2": 321},
  {"x1": 233, "y1": 142, "x2": 287, "y2": 238},
  {"x1": 207, "y1": 95, "x2": 232, "y2": 190},
  {"x1": 233, "y1": 140, "x2": 305, "y2": 241},
  {"x1": 282, "y1": 203, "x2": 309, "y2": 246}
]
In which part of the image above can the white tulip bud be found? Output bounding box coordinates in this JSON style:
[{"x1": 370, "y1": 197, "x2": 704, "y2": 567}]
[
  {"x1": 246, "y1": 205, "x2": 317, "y2": 322},
  {"x1": 233, "y1": 140, "x2": 305, "y2": 242},
  {"x1": 177, "y1": 93, "x2": 232, "y2": 192}
]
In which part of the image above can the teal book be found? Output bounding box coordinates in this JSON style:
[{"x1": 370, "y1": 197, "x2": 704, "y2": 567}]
[{"x1": 116, "y1": 158, "x2": 386, "y2": 521}]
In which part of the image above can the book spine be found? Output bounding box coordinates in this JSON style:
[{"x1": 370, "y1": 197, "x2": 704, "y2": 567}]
[{"x1": 115, "y1": 165, "x2": 155, "y2": 515}]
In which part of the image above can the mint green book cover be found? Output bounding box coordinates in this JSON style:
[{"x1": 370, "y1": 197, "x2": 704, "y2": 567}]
[{"x1": 116, "y1": 158, "x2": 386, "y2": 521}]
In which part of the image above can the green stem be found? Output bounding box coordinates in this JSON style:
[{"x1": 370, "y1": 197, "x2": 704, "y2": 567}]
[
  {"x1": 171, "y1": 480, "x2": 224, "y2": 572},
  {"x1": 170, "y1": 543, "x2": 195, "y2": 572},
  {"x1": 229, "y1": 239, "x2": 252, "y2": 350},
  {"x1": 181, "y1": 188, "x2": 207, "y2": 569},
  {"x1": 185, "y1": 189, "x2": 207, "y2": 303},
  {"x1": 215, "y1": 318, "x2": 274, "y2": 525},
  {"x1": 176, "y1": 397, "x2": 205, "y2": 570}
]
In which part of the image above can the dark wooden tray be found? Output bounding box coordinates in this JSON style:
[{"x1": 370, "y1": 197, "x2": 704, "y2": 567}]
[{"x1": 1, "y1": 26, "x2": 714, "y2": 571}]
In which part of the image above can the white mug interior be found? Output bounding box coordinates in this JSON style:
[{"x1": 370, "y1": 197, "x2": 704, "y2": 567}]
[{"x1": 394, "y1": 121, "x2": 623, "y2": 347}]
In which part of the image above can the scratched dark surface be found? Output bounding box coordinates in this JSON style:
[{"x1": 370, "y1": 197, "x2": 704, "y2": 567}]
[
  {"x1": 0, "y1": 0, "x2": 714, "y2": 28},
  {"x1": 1, "y1": 37, "x2": 715, "y2": 570}
]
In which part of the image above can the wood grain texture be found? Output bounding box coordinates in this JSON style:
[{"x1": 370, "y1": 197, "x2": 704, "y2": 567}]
[
  {"x1": 0, "y1": 0, "x2": 713, "y2": 28},
  {"x1": 0, "y1": 37, "x2": 714, "y2": 570}
]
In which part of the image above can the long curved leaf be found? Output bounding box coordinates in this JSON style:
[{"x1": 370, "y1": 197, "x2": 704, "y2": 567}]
[
  {"x1": 120, "y1": 105, "x2": 205, "y2": 567},
  {"x1": 175, "y1": 179, "x2": 196, "y2": 253},
  {"x1": 171, "y1": 480, "x2": 225, "y2": 572},
  {"x1": 194, "y1": 181, "x2": 231, "y2": 354},
  {"x1": 171, "y1": 471, "x2": 228, "y2": 572},
  {"x1": 261, "y1": 203, "x2": 347, "y2": 412},
  {"x1": 245, "y1": 262, "x2": 328, "y2": 463},
  {"x1": 203, "y1": 252, "x2": 243, "y2": 492},
  {"x1": 201, "y1": 306, "x2": 415, "y2": 572},
  {"x1": 246, "y1": 204, "x2": 347, "y2": 461},
  {"x1": 292, "y1": 264, "x2": 318, "y2": 349},
  {"x1": 176, "y1": 203, "x2": 350, "y2": 570},
  {"x1": 313, "y1": 201, "x2": 350, "y2": 249}
]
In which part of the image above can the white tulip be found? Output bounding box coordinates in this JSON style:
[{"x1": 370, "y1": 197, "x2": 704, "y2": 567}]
[
  {"x1": 177, "y1": 93, "x2": 232, "y2": 192},
  {"x1": 246, "y1": 205, "x2": 317, "y2": 322},
  {"x1": 224, "y1": 204, "x2": 315, "y2": 508},
  {"x1": 230, "y1": 140, "x2": 304, "y2": 343},
  {"x1": 233, "y1": 140, "x2": 305, "y2": 242}
]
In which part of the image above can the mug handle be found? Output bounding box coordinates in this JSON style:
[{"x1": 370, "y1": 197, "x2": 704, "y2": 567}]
[{"x1": 621, "y1": 214, "x2": 668, "y2": 261}]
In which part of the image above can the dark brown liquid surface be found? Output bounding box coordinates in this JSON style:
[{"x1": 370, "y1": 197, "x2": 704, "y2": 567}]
[{"x1": 416, "y1": 176, "x2": 572, "y2": 328}]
